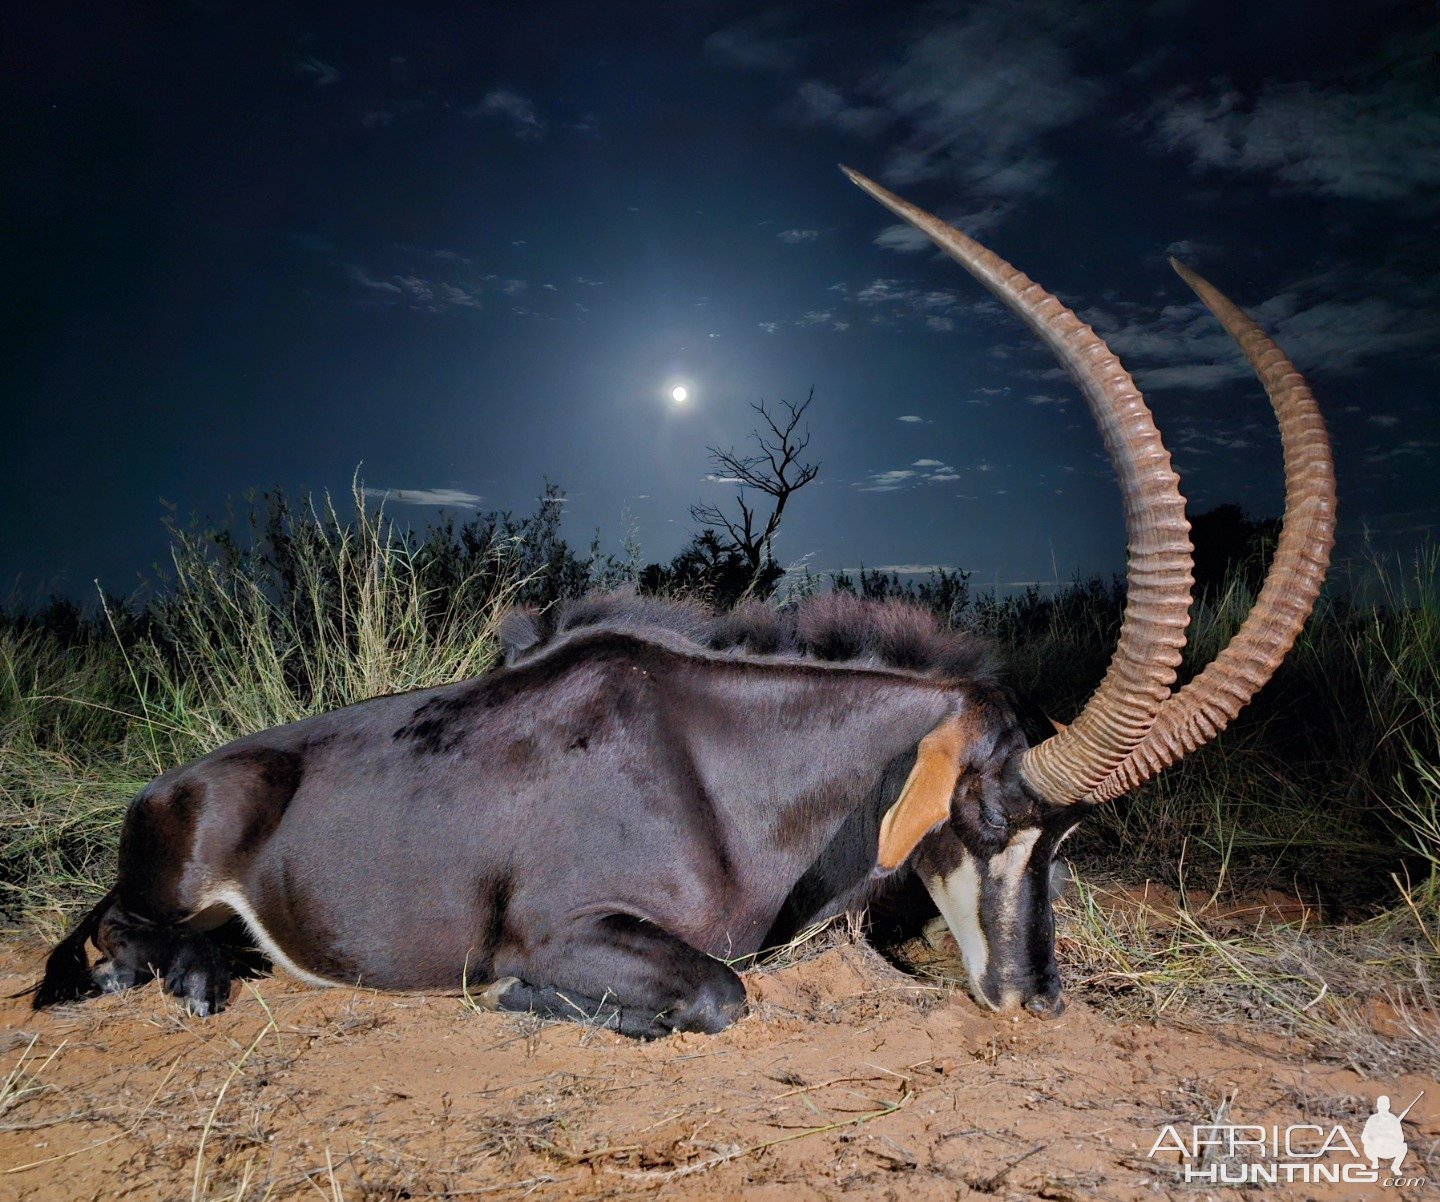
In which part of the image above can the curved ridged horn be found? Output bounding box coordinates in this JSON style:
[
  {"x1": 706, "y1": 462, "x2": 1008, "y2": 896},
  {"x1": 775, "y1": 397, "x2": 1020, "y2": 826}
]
[
  {"x1": 843, "y1": 166, "x2": 1193, "y2": 805},
  {"x1": 1087, "y1": 260, "x2": 1337, "y2": 801}
]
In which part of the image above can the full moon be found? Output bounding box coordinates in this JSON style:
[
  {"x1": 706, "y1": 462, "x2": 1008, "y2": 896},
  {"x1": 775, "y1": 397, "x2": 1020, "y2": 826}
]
[{"x1": 671, "y1": 385, "x2": 689, "y2": 403}]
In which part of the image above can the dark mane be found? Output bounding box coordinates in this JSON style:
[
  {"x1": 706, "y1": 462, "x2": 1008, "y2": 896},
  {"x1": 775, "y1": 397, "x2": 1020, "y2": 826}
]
[{"x1": 499, "y1": 591, "x2": 998, "y2": 685}]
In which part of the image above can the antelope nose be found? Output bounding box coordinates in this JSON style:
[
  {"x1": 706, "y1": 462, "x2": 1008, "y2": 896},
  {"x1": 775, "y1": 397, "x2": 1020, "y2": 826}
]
[{"x1": 1024, "y1": 990, "x2": 1066, "y2": 1018}]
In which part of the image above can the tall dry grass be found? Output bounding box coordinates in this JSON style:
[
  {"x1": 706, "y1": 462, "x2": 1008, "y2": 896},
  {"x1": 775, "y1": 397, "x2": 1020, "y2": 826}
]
[
  {"x1": 1, "y1": 486, "x2": 537, "y2": 931},
  {"x1": 2, "y1": 496, "x2": 1437, "y2": 1064}
]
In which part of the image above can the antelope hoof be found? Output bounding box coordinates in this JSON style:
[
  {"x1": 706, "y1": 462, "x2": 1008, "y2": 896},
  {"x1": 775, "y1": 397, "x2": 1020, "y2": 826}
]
[{"x1": 477, "y1": 976, "x2": 521, "y2": 1011}]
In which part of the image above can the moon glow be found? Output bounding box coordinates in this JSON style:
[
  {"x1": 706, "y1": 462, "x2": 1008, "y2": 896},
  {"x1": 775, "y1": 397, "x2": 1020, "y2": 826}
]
[{"x1": 671, "y1": 385, "x2": 689, "y2": 403}]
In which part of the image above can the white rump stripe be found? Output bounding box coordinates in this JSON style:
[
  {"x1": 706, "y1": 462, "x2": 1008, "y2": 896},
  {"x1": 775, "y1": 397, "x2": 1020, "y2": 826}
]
[{"x1": 195, "y1": 884, "x2": 349, "y2": 990}]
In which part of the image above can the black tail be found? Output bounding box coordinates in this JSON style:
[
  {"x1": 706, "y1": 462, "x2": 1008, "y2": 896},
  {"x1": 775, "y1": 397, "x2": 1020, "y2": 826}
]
[{"x1": 31, "y1": 889, "x2": 116, "y2": 1009}]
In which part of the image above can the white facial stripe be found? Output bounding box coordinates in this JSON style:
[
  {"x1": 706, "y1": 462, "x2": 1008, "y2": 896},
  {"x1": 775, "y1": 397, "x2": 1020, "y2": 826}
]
[
  {"x1": 195, "y1": 885, "x2": 348, "y2": 990},
  {"x1": 988, "y1": 828, "x2": 1041, "y2": 938},
  {"x1": 923, "y1": 855, "x2": 988, "y2": 996},
  {"x1": 923, "y1": 829, "x2": 1044, "y2": 1013}
]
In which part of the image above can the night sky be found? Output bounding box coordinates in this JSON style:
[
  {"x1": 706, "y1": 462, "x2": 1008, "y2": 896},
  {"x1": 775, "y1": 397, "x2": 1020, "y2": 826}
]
[{"x1": 4, "y1": 1, "x2": 1437, "y2": 603}]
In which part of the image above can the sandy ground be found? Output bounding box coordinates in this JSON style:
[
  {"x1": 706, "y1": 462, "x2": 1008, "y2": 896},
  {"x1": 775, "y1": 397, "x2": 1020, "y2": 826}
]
[{"x1": 2, "y1": 915, "x2": 1437, "y2": 1201}]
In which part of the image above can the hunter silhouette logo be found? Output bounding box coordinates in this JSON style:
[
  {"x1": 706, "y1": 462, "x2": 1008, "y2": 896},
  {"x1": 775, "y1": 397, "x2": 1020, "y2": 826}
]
[
  {"x1": 1147, "y1": 1090, "x2": 1426, "y2": 1187},
  {"x1": 1362, "y1": 1095, "x2": 1412, "y2": 1173}
]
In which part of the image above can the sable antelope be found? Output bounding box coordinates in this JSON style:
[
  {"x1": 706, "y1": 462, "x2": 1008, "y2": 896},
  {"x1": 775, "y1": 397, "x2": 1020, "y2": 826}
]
[{"x1": 32, "y1": 168, "x2": 1335, "y2": 1037}]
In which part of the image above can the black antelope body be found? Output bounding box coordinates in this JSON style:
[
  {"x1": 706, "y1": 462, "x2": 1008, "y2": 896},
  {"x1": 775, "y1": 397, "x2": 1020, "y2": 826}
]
[{"x1": 32, "y1": 168, "x2": 1336, "y2": 1038}]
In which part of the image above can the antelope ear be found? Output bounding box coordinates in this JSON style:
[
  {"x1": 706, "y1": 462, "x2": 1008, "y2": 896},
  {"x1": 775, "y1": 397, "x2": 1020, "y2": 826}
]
[{"x1": 876, "y1": 715, "x2": 972, "y2": 871}]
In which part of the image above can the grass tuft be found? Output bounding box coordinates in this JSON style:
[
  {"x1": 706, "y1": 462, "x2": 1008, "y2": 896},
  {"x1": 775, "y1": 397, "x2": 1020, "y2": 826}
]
[
  {"x1": 2, "y1": 484, "x2": 536, "y2": 931},
  {"x1": 3, "y1": 489, "x2": 1439, "y2": 1070}
]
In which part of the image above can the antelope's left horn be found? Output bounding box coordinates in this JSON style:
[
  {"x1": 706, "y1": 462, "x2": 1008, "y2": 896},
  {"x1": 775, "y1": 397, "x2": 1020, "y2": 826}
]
[{"x1": 845, "y1": 166, "x2": 1193, "y2": 805}]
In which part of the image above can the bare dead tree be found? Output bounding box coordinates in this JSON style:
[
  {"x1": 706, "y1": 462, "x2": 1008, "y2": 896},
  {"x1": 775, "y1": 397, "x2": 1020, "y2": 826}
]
[{"x1": 690, "y1": 390, "x2": 820, "y2": 586}]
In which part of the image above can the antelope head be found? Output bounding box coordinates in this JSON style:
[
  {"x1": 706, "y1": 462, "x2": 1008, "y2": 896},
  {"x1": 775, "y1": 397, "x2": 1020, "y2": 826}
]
[{"x1": 847, "y1": 166, "x2": 1336, "y2": 1015}]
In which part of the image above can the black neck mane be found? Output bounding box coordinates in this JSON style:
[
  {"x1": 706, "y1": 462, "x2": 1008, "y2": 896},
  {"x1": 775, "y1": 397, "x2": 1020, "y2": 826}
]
[{"x1": 500, "y1": 591, "x2": 999, "y2": 686}]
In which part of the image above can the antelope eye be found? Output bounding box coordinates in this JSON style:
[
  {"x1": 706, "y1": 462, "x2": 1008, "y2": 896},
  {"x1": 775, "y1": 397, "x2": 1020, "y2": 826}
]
[{"x1": 980, "y1": 795, "x2": 1006, "y2": 830}]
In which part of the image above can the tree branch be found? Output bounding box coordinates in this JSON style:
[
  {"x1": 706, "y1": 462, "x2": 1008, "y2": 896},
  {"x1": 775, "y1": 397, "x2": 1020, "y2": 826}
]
[{"x1": 693, "y1": 388, "x2": 821, "y2": 585}]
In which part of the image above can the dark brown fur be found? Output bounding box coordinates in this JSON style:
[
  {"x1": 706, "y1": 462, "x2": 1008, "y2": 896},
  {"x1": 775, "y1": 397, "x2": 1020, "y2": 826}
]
[{"x1": 34, "y1": 594, "x2": 1028, "y2": 1035}]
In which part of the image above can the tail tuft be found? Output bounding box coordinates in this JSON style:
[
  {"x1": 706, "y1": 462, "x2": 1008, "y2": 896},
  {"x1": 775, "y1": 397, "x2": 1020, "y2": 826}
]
[{"x1": 31, "y1": 891, "x2": 114, "y2": 1010}]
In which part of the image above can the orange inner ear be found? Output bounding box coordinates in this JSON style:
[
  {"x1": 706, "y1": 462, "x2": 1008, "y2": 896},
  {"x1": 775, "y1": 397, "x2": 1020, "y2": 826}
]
[{"x1": 875, "y1": 714, "x2": 974, "y2": 871}]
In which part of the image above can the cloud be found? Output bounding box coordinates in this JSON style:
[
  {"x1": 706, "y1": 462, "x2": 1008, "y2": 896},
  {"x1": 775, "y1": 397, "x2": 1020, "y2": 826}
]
[
  {"x1": 797, "y1": 310, "x2": 832, "y2": 326},
  {"x1": 394, "y1": 244, "x2": 472, "y2": 264},
  {"x1": 468, "y1": 89, "x2": 545, "y2": 140},
  {"x1": 1084, "y1": 283, "x2": 1440, "y2": 390},
  {"x1": 1262, "y1": 295, "x2": 1439, "y2": 373},
  {"x1": 392, "y1": 275, "x2": 434, "y2": 303},
  {"x1": 857, "y1": 469, "x2": 918, "y2": 492},
  {"x1": 362, "y1": 111, "x2": 394, "y2": 129},
  {"x1": 868, "y1": 282, "x2": 963, "y2": 313},
  {"x1": 486, "y1": 276, "x2": 527, "y2": 295},
  {"x1": 786, "y1": 80, "x2": 891, "y2": 138},
  {"x1": 1134, "y1": 363, "x2": 1247, "y2": 391},
  {"x1": 296, "y1": 55, "x2": 340, "y2": 87},
  {"x1": 841, "y1": 276, "x2": 996, "y2": 333},
  {"x1": 1167, "y1": 422, "x2": 1261, "y2": 454},
  {"x1": 897, "y1": 415, "x2": 924, "y2": 423},
  {"x1": 1362, "y1": 440, "x2": 1439, "y2": 467},
  {"x1": 1150, "y1": 73, "x2": 1440, "y2": 203},
  {"x1": 856, "y1": 460, "x2": 959, "y2": 490},
  {"x1": 703, "y1": 12, "x2": 806, "y2": 72},
  {"x1": 1164, "y1": 239, "x2": 1216, "y2": 262},
  {"x1": 349, "y1": 266, "x2": 483, "y2": 312},
  {"x1": 916, "y1": 290, "x2": 962, "y2": 312},
  {"x1": 758, "y1": 321, "x2": 780, "y2": 334},
  {"x1": 856, "y1": 278, "x2": 908, "y2": 306},
  {"x1": 362, "y1": 487, "x2": 483, "y2": 509},
  {"x1": 872, "y1": 198, "x2": 1015, "y2": 253},
  {"x1": 436, "y1": 283, "x2": 482, "y2": 308},
  {"x1": 1369, "y1": 414, "x2": 1400, "y2": 428},
  {"x1": 350, "y1": 267, "x2": 402, "y2": 295},
  {"x1": 873, "y1": 223, "x2": 934, "y2": 254},
  {"x1": 1027, "y1": 393, "x2": 1068, "y2": 405},
  {"x1": 778, "y1": 228, "x2": 820, "y2": 243},
  {"x1": 785, "y1": 2, "x2": 1107, "y2": 212}
]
